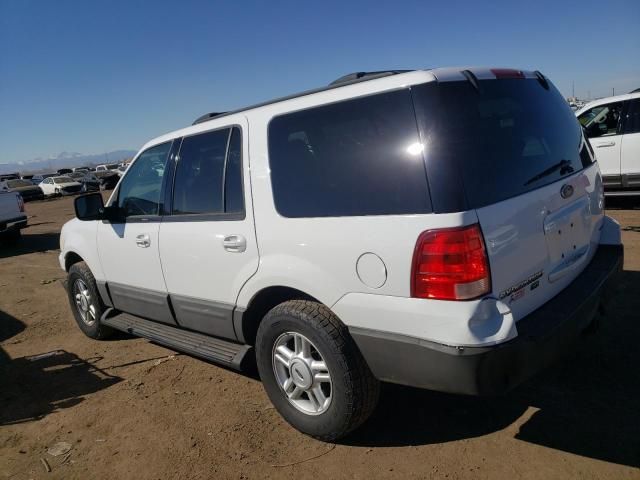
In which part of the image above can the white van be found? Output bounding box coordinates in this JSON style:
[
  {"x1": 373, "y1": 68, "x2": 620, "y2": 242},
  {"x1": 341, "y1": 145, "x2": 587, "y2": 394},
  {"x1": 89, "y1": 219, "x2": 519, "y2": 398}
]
[{"x1": 60, "y1": 68, "x2": 622, "y2": 440}]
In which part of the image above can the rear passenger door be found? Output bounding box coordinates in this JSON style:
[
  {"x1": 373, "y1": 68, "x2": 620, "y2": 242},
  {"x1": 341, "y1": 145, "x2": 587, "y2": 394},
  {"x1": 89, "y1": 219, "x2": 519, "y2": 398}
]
[{"x1": 159, "y1": 120, "x2": 258, "y2": 340}]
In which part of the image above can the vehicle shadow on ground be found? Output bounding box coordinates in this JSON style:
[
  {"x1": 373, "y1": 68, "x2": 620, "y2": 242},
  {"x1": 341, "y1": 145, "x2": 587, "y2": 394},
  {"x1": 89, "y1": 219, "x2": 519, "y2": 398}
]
[
  {"x1": 605, "y1": 197, "x2": 639, "y2": 210},
  {"x1": 0, "y1": 232, "x2": 60, "y2": 258},
  {"x1": 343, "y1": 270, "x2": 640, "y2": 468},
  {"x1": 0, "y1": 309, "x2": 26, "y2": 364},
  {"x1": 0, "y1": 310, "x2": 122, "y2": 425}
]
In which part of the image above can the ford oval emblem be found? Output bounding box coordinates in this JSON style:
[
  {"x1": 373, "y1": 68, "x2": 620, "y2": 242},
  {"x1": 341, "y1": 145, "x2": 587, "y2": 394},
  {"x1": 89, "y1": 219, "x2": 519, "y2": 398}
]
[{"x1": 560, "y1": 184, "x2": 574, "y2": 199}]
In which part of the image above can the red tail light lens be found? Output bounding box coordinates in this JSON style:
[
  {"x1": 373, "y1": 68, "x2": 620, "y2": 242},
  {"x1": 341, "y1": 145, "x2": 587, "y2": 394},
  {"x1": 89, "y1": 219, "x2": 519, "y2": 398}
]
[
  {"x1": 411, "y1": 224, "x2": 491, "y2": 301},
  {"x1": 17, "y1": 195, "x2": 25, "y2": 213}
]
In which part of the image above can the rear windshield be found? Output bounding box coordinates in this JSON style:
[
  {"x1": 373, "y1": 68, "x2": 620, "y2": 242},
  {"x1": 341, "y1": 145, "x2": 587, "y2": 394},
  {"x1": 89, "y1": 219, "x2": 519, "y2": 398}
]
[{"x1": 412, "y1": 79, "x2": 589, "y2": 210}]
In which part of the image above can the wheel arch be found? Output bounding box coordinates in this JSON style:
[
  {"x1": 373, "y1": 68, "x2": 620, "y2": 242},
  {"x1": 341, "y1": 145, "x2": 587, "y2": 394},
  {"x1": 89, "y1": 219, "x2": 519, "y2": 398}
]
[
  {"x1": 235, "y1": 285, "x2": 321, "y2": 345},
  {"x1": 64, "y1": 251, "x2": 84, "y2": 271}
]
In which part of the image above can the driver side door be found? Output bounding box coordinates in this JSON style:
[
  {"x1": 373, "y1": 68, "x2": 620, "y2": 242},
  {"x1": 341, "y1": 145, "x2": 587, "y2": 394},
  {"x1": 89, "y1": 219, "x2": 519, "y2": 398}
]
[{"x1": 97, "y1": 141, "x2": 177, "y2": 325}]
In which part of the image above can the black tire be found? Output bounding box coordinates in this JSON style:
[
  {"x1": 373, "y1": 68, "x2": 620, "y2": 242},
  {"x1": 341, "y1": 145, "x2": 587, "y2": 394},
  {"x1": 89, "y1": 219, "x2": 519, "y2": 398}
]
[
  {"x1": 256, "y1": 300, "x2": 379, "y2": 441},
  {"x1": 66, "y1": 262, "x2": 113, "y2": 340},
  {"x1": 2, "y1": 229, "x2": 21, "y2": 245}
]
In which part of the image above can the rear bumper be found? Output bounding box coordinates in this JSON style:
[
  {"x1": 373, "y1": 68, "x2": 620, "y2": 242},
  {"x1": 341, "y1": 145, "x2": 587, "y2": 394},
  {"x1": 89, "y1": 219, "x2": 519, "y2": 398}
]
[
  {"x1": 19, "y1": 191, "x2": 44, "y2": 202},
  {"x1": 59, "y1": 189, "x2": 82, "y2": 196},
  {"x1": 0, "y1": 215, "x2": 28, "y2": 233},
  {"x1": 351, "y1": 244, "x2": 623, "y2": 396}
]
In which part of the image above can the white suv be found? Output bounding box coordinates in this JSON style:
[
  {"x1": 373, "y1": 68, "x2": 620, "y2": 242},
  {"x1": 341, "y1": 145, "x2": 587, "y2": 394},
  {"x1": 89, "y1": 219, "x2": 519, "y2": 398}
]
[
  {"x1": 577, "y1": 91, "x2": 640, "y2": 195},
  {"x1": 60, "y1": 68, "x2": 623, "y2": 440}
]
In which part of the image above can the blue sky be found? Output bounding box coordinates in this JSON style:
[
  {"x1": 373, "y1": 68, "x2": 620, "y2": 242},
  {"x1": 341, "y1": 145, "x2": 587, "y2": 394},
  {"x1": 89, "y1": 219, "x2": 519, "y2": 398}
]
[{"x1": 1, "y1": 0, "x2": 638, "y2": 163}]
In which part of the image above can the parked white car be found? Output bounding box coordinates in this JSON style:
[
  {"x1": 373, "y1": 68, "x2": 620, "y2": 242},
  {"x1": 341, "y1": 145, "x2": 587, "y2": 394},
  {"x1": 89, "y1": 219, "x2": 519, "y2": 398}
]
[
  {"x1": 0, "y1": 191, "x2": 27, "y2": 243},
  {"x1": 60, "y1": 67, "x2": 622, "y2": 440},
  {"x1": 577, "y1": 91, "x2": 640, "y2": 195},
  {"x1": 96, "y1": 163, "x2": 123, "y2": 176},
  {"x1": 40, "y1": 176, "x2": 83, "y2": 196}
]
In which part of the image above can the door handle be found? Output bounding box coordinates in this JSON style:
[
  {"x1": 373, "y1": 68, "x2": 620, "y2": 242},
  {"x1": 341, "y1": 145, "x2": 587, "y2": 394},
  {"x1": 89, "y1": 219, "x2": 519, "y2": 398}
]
[
  {"x1": 595, "y1": 141, "x2": 616, "y2": 148},
  {"x1": 222, "y1": 234, "x2": 246, "y2": 253},
  {"x1": 135, "y1": 234, "x2": 150, "y2": 248}
]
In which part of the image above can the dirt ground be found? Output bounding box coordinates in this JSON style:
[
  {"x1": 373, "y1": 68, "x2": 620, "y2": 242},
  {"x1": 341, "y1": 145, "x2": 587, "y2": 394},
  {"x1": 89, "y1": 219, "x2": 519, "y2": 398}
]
[{"x1": 0, "y1": 194, "x2": 639, "y2": 480}]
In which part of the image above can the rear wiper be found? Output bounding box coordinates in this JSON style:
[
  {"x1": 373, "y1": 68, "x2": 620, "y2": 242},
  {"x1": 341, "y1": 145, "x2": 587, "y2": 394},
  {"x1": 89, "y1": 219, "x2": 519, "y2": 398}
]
[{"x1": 524, "y1": 159, "x2": 574, "y2": 186}]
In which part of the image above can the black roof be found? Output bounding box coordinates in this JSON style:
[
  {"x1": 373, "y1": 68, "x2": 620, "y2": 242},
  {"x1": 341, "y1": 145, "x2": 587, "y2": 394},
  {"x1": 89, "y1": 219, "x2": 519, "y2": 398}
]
[{"x1": 192, "y1": 70, "x2": 414, "y2": 125}]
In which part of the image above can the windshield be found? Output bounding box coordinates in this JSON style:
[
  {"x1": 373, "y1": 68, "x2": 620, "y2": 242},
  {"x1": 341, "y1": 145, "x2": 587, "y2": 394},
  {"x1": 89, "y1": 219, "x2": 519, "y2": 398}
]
[
  {"x1": 53, "y1": 176, "x2": 74, "y2": 184},
  {"x1": 7, "y1": 179, "x2": 32, "y2": 188},
  {"x1": 107, "y1": 164, "x2": 119, "y2": 169},
  {"x1": 412, "y1": 78, "x2": 588, "y2": 209}
]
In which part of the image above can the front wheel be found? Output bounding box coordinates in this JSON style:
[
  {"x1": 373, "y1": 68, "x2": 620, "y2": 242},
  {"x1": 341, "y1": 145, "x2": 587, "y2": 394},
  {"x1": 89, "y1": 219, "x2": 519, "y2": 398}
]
[
  {"x1": 256, "y1": 300, "x2": 379, "y2": 441},
  {"x1": 67, "y1": 262, "x2": 113, "y2": 340}
]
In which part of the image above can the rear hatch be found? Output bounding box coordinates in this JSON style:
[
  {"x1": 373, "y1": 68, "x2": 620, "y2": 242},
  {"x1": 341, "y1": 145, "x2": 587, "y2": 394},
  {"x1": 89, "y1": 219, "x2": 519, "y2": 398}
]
[{"x1": 413, "y1": 69, "x2": 604, "y2": 320}]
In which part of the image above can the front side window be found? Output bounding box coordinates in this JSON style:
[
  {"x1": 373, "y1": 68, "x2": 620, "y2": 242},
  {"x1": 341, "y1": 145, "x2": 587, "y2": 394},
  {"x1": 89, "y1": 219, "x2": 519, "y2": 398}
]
[
  {"x1": 579, "y1": 102, "x2": 624, "y2": 138},
  {"x1": 117, "y1": 142, "x2": 171, "y2": 217},
  {"x1": 172, "y1": 126, "x2": 244, "y2": 216},
  {"x1": 268, "y1": 90, "x2": 431, "y2": 218},
  {"x1": 7, "y1": 179, "x2": 32, "y2": 188}
]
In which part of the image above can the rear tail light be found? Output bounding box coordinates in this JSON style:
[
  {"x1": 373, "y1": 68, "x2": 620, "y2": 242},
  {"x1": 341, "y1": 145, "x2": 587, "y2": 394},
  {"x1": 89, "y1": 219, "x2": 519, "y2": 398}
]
[
  {"x1": 17, "y1": 195, "x2": 24, "y2": 213},
  {"x1": 411, "y1": 224, "x2": 491, "y2": 301}
]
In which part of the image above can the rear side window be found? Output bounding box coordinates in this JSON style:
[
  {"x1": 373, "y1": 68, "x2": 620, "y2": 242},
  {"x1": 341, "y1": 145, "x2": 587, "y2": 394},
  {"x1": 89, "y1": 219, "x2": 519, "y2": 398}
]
[
  {"x1": 623, "y1": 99, "x2": 640, "y2": 134},
  {"x1": 172, "y1": 126, "x2": 244, "y2": 217},
  {"x1": 224, "y1": 127, "x2": 244, "y2": 214},
  {"x1": 413, "y1": 79, "x2": 585, "y2": 210},
  {"x1": 268, "y1": 89, "x2": 431, "y2": 217}
]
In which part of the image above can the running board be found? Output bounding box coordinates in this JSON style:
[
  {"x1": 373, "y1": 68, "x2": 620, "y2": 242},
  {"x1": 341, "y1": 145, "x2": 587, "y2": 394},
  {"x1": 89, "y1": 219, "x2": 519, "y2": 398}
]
[
  {"x1": 101, "y1": 311, "x2": 252, "y2": 370},
  {"x1": 605, "y1": 190, "x2": 640, "y2": 197}
]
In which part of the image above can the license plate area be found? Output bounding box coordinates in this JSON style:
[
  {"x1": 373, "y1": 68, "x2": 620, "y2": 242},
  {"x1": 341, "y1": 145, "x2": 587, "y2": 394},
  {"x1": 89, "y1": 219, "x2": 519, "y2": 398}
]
[{"x1": 543, "y1": 197, "x2": 591, "y2": 282}]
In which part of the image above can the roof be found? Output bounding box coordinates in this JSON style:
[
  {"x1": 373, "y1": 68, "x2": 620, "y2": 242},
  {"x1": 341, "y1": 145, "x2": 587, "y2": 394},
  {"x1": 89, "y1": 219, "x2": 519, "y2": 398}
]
[
  {"x1": 576, "y1": 91, "x2": 640, "y2": 115},
  {"x1": 139, "y1": 66, "x2": 543, "y2": 153}
]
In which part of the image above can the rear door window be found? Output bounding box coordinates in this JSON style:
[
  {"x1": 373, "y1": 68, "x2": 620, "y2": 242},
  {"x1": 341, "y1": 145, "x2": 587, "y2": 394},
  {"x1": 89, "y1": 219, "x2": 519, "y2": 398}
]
[
  {"x1": 268, "y1": 89, "x2": 431, "y2": 217},
  {"x1": 173, "y1": 128, "x2": 229, "y2": 215},
  {"x1": 413, "y1": 79, "x2": 586, "y2": 210},
  {"x1": 171, "y1": 126, "x2": 245, "y2": 217}
]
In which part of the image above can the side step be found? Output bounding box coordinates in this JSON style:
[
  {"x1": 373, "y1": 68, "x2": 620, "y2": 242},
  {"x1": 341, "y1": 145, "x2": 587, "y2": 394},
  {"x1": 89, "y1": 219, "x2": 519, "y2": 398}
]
[{"x1": 102, "y1": 311, "x2": 252, "y2": 370}]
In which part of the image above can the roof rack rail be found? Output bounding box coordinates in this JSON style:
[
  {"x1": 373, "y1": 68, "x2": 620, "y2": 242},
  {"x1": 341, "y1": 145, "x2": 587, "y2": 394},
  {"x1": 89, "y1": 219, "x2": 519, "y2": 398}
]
[
  {"x1": 329, "y1": 70, "x2": 414, "y2": 86},
  {"x1": 191, "y1": 70, "x2": 416, "y2": 126},
  {"x1": 192, "y1": 112, "x2": 228, "y2": 125}
]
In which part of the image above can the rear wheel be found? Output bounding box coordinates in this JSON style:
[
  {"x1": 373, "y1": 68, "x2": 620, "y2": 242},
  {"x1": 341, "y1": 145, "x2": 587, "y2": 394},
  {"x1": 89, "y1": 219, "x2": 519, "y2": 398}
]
[
  {"x1": 67, "y1": 262, "x2": 113, "y2": 339},
  {"x1": 256, "y1": 300, "x2": 379, "y2": 441}
]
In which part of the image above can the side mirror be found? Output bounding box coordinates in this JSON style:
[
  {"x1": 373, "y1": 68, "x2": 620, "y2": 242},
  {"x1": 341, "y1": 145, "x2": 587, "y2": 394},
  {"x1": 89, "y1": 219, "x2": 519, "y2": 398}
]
[{"x1": 74, "y1": 193, "x2": 105, "y2": 221}]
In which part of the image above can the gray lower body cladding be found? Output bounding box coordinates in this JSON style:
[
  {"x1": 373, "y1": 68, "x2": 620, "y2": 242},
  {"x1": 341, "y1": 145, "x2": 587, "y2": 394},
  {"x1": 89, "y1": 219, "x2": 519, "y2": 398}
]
[{"x1": 351, "y1": 244, "x2": 623, "y2": 396}]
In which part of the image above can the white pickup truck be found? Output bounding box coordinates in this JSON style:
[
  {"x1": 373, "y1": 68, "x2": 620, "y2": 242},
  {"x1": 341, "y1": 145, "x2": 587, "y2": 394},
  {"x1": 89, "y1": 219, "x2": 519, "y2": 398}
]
[{"x1": 0, "y1": 191, "x2": 27, "y2": 244}]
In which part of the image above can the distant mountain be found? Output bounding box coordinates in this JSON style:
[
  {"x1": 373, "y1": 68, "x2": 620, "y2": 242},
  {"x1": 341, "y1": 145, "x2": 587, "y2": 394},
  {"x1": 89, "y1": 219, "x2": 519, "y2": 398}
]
[{"x1": 0, "y1": 150, "x2": 137, "y2": 174}]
